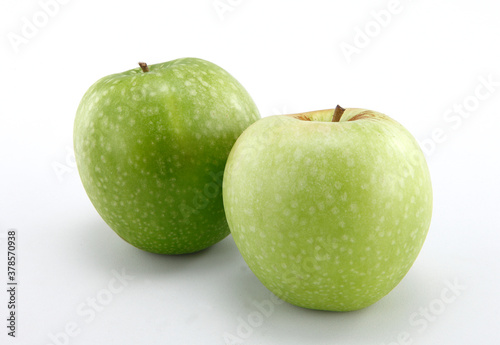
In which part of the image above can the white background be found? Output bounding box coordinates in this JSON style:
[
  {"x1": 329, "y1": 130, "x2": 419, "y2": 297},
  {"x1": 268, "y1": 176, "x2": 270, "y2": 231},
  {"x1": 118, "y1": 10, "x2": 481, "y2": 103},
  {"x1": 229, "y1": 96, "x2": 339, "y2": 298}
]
[{"x1": 1, "y1": 0, "x2": 500, "y2": 344}]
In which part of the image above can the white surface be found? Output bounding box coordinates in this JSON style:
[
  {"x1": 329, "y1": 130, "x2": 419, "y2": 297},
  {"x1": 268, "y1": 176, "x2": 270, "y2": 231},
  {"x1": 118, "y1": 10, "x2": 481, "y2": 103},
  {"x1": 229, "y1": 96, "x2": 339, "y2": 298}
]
[{"x1": 1, "y1": 0, "x2": 500, "y2": 344}]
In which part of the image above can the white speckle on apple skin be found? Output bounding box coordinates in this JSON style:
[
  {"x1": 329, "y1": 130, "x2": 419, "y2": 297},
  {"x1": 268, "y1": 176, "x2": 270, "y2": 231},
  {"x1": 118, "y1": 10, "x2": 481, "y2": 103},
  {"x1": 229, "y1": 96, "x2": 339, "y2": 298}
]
[
  {"x1": 223, "y1": 111, "x2": 433, "y2": 311},
  {"x1": 74, "y1": 58, "x2": 260, "y2": 254}
]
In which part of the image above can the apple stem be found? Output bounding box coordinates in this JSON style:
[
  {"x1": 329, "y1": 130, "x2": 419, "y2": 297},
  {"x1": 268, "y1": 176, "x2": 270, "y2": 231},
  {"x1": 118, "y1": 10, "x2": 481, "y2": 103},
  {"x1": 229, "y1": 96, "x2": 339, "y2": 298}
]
[
  {"x1": 332, "y1": 105, "x2": 345, "y2": 122},
  {"x1": 138, "y1": 62, "x2": 150, "y2": 73}
]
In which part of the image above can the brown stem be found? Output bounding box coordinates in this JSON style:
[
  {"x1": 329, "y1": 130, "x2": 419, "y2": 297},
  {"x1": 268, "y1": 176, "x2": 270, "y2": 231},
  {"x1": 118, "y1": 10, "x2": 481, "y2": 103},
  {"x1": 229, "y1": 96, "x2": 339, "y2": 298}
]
[
  {"x1": 332, "y1": 105, "x2": 345, "y2": 122},
  {"x1": 138, "y1": 62, "x2": 149, "y2": 72}
]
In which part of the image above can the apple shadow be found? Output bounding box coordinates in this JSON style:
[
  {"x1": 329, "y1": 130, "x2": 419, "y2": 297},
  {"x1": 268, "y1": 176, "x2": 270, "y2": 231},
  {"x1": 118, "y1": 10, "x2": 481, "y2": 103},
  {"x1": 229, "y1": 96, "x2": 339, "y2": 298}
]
[
  {"x1": 72, "y1": 217, "x2": 240, "y2": 281},
  {"x1": 221, "y1": 264, "x2": 431, "y2": 344},
  {"x1": 71, "y1": 217, "x2": 432, "y2": 344}
]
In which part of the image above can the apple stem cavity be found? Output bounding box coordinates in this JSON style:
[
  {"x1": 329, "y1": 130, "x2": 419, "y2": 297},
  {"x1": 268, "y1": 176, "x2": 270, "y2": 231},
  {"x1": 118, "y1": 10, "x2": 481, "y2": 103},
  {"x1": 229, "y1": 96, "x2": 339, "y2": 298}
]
[
  {"x1": 332, "y1": 105, "x2": 345, "y2": 122},
  {"x1": 138, "y1": 62, "x2": 150, "y2": 73}
]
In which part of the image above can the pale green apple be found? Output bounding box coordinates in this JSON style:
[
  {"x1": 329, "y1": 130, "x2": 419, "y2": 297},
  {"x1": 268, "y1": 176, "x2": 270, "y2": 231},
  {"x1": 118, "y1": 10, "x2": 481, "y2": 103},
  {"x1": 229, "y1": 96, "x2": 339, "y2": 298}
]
[
  {"x1": 223, "y1": 106, "x2": 432, "y2": 311},
  {"x1": 74, "y1": 58, "x2": 260, "y2": 254}
]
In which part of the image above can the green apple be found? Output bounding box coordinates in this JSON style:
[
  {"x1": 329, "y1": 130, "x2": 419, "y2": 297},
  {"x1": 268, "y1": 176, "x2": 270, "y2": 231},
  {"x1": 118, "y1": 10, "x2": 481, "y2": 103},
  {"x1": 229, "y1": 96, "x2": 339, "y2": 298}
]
[
  {"x1": 74, "y1": 58, "x2": 260, "y2": 254},
  {"x1": 223, "y1": 106, "x2": 432, "y2": 311}
]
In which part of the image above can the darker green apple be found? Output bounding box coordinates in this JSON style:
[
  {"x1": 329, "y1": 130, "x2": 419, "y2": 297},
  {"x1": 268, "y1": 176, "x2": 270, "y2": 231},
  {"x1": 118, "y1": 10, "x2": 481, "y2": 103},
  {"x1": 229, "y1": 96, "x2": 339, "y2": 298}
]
[{"x1": 74, "y1": 58, "x2": 260, "y2": 254}]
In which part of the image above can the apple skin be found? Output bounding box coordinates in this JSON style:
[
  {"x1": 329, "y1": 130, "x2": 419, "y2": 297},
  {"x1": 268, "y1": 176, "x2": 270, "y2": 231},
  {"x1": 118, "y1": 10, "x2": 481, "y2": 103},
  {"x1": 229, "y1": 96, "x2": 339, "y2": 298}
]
[
  {"x1": 223, "y1": 108, "x2": 432, "y2": 311},
  {"x1": 74, "y1": 58, "x2": 260, "y2": 254}
]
